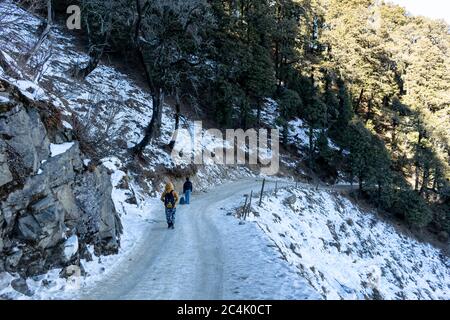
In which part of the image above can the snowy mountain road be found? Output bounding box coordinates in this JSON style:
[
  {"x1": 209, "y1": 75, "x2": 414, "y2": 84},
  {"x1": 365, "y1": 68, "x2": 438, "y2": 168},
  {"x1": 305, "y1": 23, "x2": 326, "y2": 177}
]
[{"x1": 80, "y1": 178, "x2": 318, "y2": 300}]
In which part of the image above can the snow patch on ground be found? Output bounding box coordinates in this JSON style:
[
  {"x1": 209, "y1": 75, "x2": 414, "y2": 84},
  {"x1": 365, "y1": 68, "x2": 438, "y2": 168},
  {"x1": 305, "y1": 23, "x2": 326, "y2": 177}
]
[
  {"x1": 50, "y1": 142, "x2": 74, "y2": 157},
  {"x1": 62, "y1": 120, "x2": 73, "y2": 130},
  {"x1": 63, "y1": 235, "x2": 79, "y2": 261}
]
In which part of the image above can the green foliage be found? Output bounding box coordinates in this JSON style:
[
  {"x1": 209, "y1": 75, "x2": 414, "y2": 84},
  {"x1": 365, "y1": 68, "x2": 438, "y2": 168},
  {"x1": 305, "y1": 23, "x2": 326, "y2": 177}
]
[
  {"x1": 277, "y1": 89, "x2": 302, "y2": 120},
  {"x1": 391, "y1": 189, "x2": 433, "y2": 228}
]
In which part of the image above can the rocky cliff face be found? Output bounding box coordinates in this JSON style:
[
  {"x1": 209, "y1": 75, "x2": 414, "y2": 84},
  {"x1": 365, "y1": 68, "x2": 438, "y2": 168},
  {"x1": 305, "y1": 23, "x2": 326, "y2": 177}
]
[{"x1": 0, "y1": 79, "x2": 122, "y2": 279}]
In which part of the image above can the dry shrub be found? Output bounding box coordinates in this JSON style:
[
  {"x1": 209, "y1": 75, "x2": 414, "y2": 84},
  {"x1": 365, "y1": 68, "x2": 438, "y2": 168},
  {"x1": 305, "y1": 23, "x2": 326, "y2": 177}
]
[
  {"x1": 70, "y1": 113, "x2": 99, "y2": 161},
  {"x1": 164, "y1": 163, "x2": 198, "y2": 179}
]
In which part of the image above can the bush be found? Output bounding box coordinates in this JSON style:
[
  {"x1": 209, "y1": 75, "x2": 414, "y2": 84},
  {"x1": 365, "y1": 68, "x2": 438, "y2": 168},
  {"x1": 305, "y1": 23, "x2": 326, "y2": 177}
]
[{"x1": 390, "y1": 189, "x2": 433, "y2": 228}]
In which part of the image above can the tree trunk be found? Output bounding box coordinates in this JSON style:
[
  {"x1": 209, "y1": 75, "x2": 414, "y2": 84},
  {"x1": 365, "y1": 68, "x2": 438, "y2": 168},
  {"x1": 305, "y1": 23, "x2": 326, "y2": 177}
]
[
  {"x1": 275, "y1": 41, "x2": 281, "y2": 92},
  {"x1": 168, "y1": 91, "x2": 181, "y2": 151},
  {"x1": 134, "y1": 0, "x2": 143, "y2": 44},
  {"x1": 392, "y1": 120, "x2": 397, "y2": 152},
  {"x1": 132, "y1": 90, "x2": 163, "y2": 155},
  {"x1": 414, "y1": 128, "x2": 423, "y2": 191},
  {"x1": 415, "y1": 165, "x2": 421, "y2": 192},
  {"x1": 130, "y1": 21, "x2": 164, "y2": 155},
  {"x1": 134, "y1": 0, "x2": 150, "y2": 46},
  {"x1": 76, "y1": 47, "x2": 103, "y2": 79},
  {"x1": 432, "y1": 168, "x2": 438, "y2": 192},
  {"x1": 24, "y1": 0, "x2": 52, "y2": 64},
  {"x1": 355, "y1": 88, "x2": 364, "y2": 114},
  {"x1": 75, "y1": 1, "x2": 114, "y2": 79},
  {"x1": 382, "y1": 95, "x2": 389, "y2": 109},
  {"x1": 420, "y1": 166, "x2": 429, "y2": 197}
]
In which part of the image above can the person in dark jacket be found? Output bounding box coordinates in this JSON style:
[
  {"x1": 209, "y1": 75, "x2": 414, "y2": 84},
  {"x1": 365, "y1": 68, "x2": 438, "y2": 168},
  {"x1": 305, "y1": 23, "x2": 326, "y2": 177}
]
[{"x1": 183, "y1": 177, "x2": 193, "y2": 205}]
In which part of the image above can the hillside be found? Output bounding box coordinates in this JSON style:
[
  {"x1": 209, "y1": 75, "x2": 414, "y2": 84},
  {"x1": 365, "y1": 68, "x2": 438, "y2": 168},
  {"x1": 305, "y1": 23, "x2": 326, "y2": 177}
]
[
  {"x1": 231, "y1": 185, "x2": 449, "y2": 300},
  {"x1": 0, "y1": 0, "x2": 449, "y2": 300}
]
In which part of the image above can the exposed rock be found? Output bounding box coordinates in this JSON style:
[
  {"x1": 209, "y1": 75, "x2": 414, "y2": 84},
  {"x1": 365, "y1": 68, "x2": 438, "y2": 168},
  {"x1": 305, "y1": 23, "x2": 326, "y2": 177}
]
[
  {"x1": 0, "y1": 105, "x2": 50, "y2": 174},
  {"x1": 78, "y1": 243, "x2": 93, "y2": 262},
  {"x1": 75, "y1": 165, "x2": 123, "y2": 255},
  {"x1": 11, "y1": 278, "x2": 33, "y2": 297},
  {"x1": 59, "y1": 265, "x2": 81, "y2": 279},
  {"x1": 54, "y1": 184, "x2": 80, "y2": 228},
  {"x1": 0, "y1": 80, "x2": 122, "y2": 278},
  {"x1": 5, "y1": 250, "x2": 22, "y2": 271},
  {"x1": 283, "y1": 194, "x2": 297, "y2": 206},
  {"x1": 0, "y1": 273, "x2": 12, "y2": 291},
  {"x1": 0, "y1": 143, "x2": 13, "y2": 187}
]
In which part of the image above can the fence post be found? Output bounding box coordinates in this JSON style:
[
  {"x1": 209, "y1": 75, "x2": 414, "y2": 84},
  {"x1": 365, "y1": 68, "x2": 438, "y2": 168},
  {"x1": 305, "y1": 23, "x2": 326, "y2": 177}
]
[
  {"x1": 242, "y1": 194, "x2": 248, "y2": 220},
  {"x1": 275, "y1": 181, "x2": 278, "y2": 196},
  {"x1": 245, "y1": 190, "x2": 253, "y2": 220},
  {"x1": 259, "y1": 178, "x2": 266, "y2": 207}
]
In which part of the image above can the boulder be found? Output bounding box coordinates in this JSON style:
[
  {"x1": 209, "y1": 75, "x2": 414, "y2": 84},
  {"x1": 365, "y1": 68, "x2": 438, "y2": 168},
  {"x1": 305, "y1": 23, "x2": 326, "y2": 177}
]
[
  {"x1": 283, "y1": 194, "x2": 297, "y2": 207},
  {"x1": 4, "y1": 250, "x2": 22, "y2": 271},
  {"x1": 0, "y1": 272, "x2": 13, "y2": 291},
  {"x1": 21, "y1": 195, "x2": 66, "y2": 249},
  {"x1": 11, "y1": 278, "x2": 33, "y2": 297},
  {"x1": 0, "y1": 105, "x2": 50, "y2": 173},
  {"x1": 54, "y1": 184, "x2": 80, "y2": 228}
]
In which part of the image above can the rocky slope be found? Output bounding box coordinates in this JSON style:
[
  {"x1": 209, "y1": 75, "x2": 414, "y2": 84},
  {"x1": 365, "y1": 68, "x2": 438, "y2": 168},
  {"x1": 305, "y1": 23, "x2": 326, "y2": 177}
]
[{"x1": 0, "y1": 79, "x2": 122, "y2": 294}]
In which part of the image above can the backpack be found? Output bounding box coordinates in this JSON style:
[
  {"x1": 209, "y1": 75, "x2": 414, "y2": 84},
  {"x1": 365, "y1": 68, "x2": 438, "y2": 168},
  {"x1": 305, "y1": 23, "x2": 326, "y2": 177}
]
[{"x1": 164, "y1": 190, "x2": 176, "y2": 209}]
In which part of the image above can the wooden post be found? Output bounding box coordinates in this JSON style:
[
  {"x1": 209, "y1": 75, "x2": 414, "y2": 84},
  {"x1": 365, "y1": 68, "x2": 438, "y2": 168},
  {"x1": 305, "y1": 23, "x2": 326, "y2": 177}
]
[
  {"x1": 259, "y1": 178, "x2": 266, "y2": 207},
  {"x1": 245, "y1": 190, "x2": 253, "y2": 220},
  {"x1": 242, "y1": 195, "x2": 248, "y2": 220},
  {"x1": 275, "y1": 181, "x2": 278, "y2": 196}
]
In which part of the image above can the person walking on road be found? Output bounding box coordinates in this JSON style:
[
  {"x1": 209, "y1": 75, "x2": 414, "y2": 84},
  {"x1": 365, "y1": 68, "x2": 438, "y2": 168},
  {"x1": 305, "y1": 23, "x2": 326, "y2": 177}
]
[
  {"x1": 183, "y1": 177, "x2": 193, "y2": 205},
  {"x1": 161, "y1": 182, "x2": 179, "y2": 229}
]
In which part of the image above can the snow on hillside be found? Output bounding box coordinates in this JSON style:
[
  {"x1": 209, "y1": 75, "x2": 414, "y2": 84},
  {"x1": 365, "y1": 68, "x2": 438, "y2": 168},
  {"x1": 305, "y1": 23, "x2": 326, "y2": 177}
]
[
  {"x1": 230, "y1": 186, "x2": 450, "y2": 300},
  {"x1": 257, "y1": 99, "x2": 341, "y2": 156},
  {"x1": 0, "y1": 1, "x2": 255, "y2": 183},
  {"x1": 0, "y1": 1, "x2": 298, "y2": 183}
]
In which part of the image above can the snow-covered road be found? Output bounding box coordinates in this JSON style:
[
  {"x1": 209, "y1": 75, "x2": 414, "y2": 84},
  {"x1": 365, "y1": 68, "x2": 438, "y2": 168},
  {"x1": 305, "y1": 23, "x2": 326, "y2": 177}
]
[{"x1": 80, "y1": 179, "x2": 319, "y2": 300}]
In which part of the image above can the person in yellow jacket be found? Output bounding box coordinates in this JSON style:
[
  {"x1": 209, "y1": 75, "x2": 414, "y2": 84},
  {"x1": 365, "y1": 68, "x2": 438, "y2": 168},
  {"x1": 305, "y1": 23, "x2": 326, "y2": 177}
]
[{"x1": 161, "y1": 182, "x2": 179, "y2": 229}]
